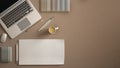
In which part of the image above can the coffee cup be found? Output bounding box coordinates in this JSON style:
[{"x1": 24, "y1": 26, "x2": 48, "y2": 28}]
[{"x1": 48, "y1": 26, "x2": 59, "y2": 34}]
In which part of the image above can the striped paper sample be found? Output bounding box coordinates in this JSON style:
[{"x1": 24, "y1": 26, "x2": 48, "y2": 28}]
[
  {"x1": 47, "y1": 0, "x2": 51, "y2": 11},
  {"x1": 65, "y1": 0, "x2": 70, "y2": 11},
  {"x1": 61, "y1": 0, "x2": 65, "y2": 11},
  {"x1": 40, "y1": 0, "x2": 70, "y2": 12},
  {"x1": 52, "y1": 0, "x2": 57, "y2": 11},
  {"x1": 41, "y1": 0, "x2": 47, "y2": 11},
  {"x1": 1, "y1": 47, "x2": 12, "y2": 63},
  {"x1": 57, "y1": 0, "x2": 61, "y2": 11}
]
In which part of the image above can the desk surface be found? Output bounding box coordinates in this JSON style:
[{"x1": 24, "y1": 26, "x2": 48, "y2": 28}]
[{"x1": 0, "y1": 0, "x2": 120, "y2": 68}]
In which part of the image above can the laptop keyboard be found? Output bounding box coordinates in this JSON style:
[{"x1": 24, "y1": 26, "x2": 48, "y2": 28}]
[{"x1": 1, "y1": 1, "x2": 33, "y2": 28}]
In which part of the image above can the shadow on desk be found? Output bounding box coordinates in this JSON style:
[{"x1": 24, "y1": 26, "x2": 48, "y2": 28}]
[{"x1": 37, "y1": 29, "x2": 50, "y2": 37}]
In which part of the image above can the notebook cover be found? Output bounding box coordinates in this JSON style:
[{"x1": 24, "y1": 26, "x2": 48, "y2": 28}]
[{"x1": 18, "y1": 39, "x2": 65, "y2": 65}]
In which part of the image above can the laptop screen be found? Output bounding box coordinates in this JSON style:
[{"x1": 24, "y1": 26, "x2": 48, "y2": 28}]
[{"x1": 0, "y1": 0, "x2": 18, "y2": 13}]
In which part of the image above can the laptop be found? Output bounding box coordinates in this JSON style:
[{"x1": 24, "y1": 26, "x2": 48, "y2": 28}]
[{"x1": 0, "y1": 0, "x2": 41, "y2": 39}]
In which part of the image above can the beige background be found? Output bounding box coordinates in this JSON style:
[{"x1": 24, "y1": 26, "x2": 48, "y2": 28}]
[{"x1": 0, "y1": 0, "x2": 120, "y2": 68}]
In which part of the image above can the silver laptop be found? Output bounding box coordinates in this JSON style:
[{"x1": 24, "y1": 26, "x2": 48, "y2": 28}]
[{"x1": 0, "y1": 0, "x2": 41, "y2": 39}]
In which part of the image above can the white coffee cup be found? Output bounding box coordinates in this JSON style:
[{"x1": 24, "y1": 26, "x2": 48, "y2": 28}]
[{"x1": 48, "y1": 26, "x2": 59, "y2": 34}]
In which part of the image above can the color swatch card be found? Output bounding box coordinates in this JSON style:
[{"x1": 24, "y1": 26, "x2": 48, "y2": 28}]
[
  {"x1": 18, "y1": 39, "x2": 65, "y2": 65},
  {"x1": 40, "y1": 0, "x2": 70, "y2": 12},
  {"x1": 0, "y1": 46, "x2": 12, "y2": 63}
]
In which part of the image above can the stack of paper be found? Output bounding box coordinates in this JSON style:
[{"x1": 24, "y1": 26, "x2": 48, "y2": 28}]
[
  {"x1": 40, "y1": 0, "x2": 70, "y2": 12},
  {"x1": 17, "y1": 39, "x2": 65, "y2": 65}
]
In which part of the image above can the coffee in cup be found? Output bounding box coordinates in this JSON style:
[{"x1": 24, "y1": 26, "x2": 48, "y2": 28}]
[{"x1": 48, "y1": 26, "x2": 59, "y2": 34}]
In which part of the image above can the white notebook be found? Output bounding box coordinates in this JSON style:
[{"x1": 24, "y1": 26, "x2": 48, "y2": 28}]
[{"x1": 18, "y1": 39, "x2": 65, "y2": 65}]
